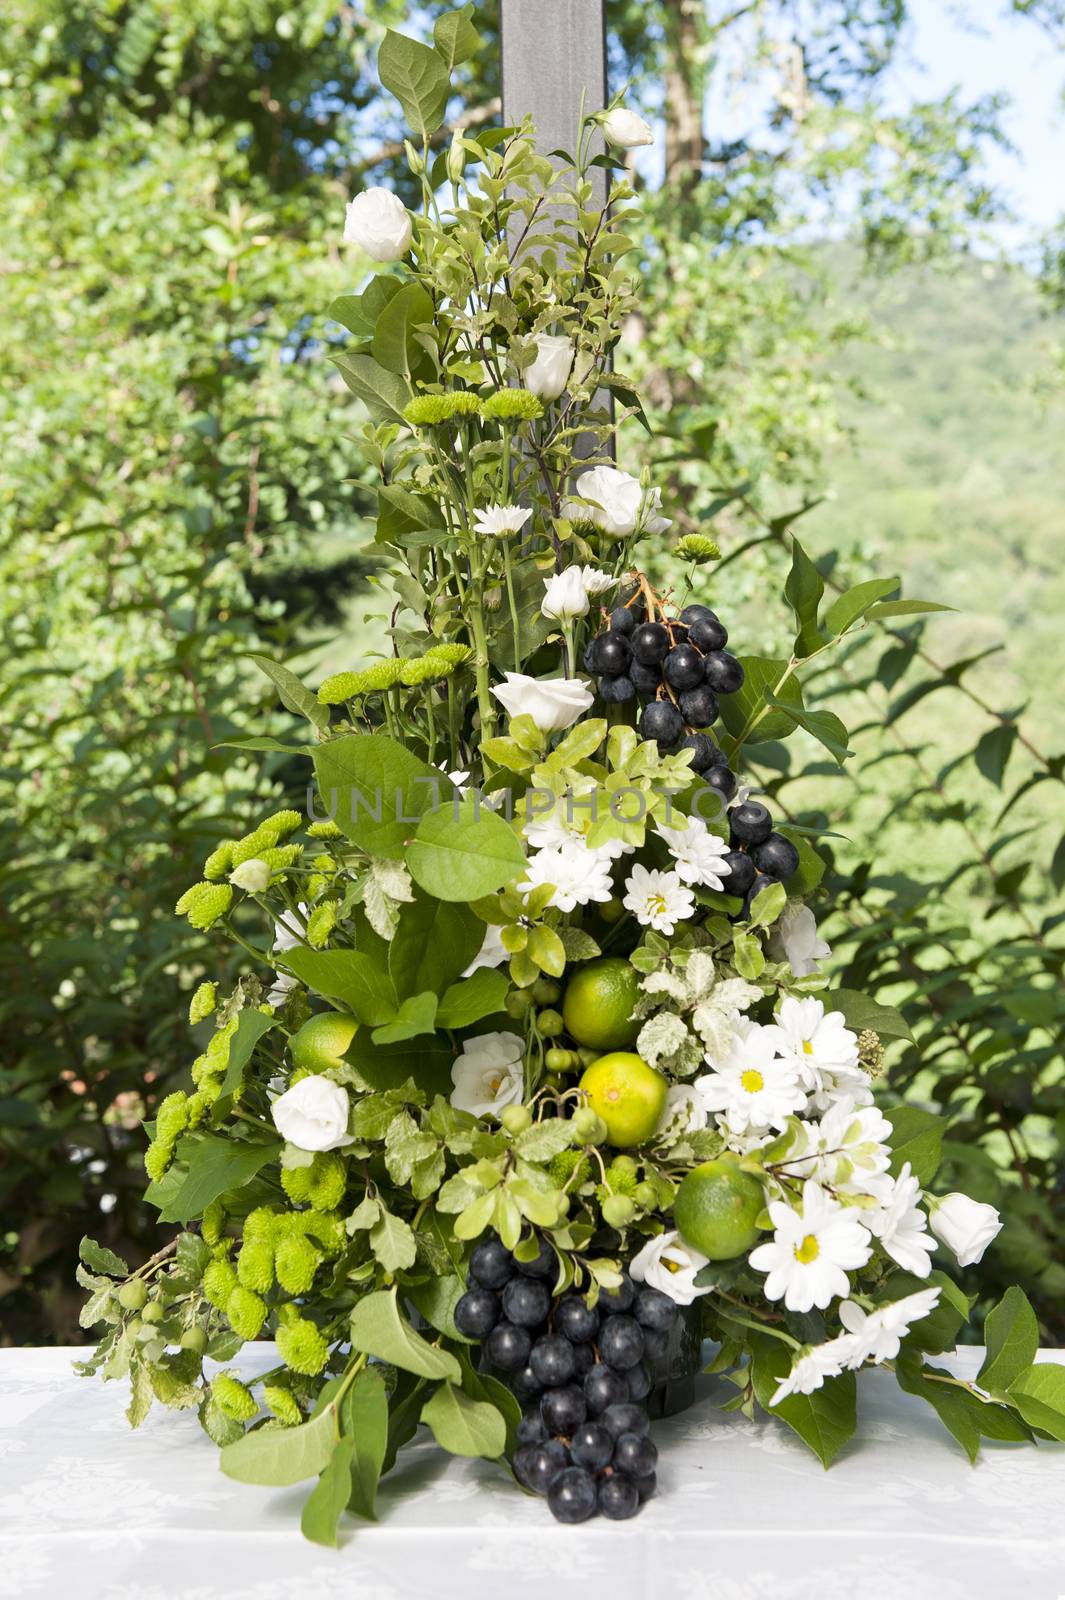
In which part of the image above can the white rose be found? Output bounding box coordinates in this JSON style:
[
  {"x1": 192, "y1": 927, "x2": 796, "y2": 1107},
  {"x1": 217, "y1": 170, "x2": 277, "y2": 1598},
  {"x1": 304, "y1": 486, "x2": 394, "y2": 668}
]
[
  {"x1": 271, "y1": 1075, "x2": 353, "y2": 1152},
  {"x1": 525, "y1": 334, "x2": 575, "y2": 400},
  {"x1": 343, "y1": 187, "x2": 413, "y2": 262},
  {"x1": 491, "y1": 672, "x2": 594, "y2": 733},
  {"x1": 629, "y1": 1229, "x2": 711, "y2": 1307},
  {"x1": 602, "y1": 107, "x2": 654, "y2": 150},
  {"x1": 928, "y1": 1193, "x2": 1002, "y2": 1267},
  {"x1": 229, "y1": 857, "x2": 272, "y2": 892},
  {"x1": 768, "y1": 902, "x2": 831, "y2": 978},
  {"x1": 566, "y1": 465, "x2": 642, "y2": 537},
  {"x1": 541, "y1": 567, "x2": 590, "y2": 621},
  {"x1": 451, "y1": 1031, "x2": 525, "y2": 1119}
]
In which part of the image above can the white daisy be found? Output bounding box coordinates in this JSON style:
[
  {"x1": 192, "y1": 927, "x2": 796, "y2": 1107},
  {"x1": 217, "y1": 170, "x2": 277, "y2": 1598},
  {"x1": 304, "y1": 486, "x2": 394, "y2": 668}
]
[
  {"x1": 518, "y1": 841, "x2": 614, "y2": 913},
  {"x1": 748, "y1": 1179, "x2": 873, "y2": 1312},
  {"x1": 268, "y1": 904, "x2": 308, "y2": 1006},
  {"x1": 837, "y1": 1287, "x2": 942, "y2": 1365},
  {"x1": 863, "y1": 1161, "x2": 936, "y2": 1277},
  {"x1": 694, "y1": 1019, "x2": 805, "y2": 1136},
  {"x1": 524, "y1": 782, "x2": 634, "y2": 862},
  {"x1": 770, "y1": 1335, "x2": 857, "y2": 1405},
  {"x1": 472, "y1": 504, "x2": 532, "y2": 538},
  {"x1": 780, "y1": 1100, "x2": 895, "y2": 1202},
  {"x1": 623, "y1": 864, "x2": 695, "y2": 934},
  {"x1": 656, "y1": 817, "x2": 733, "y2": 889},
  {"x1": 774, "y1": 995, "x2": 870, "y2": 1113},
  {"x1": 450, "y1": 1031, "x2": 525, "y2": 1119},
  {"x1": 579, "y1": 564, "x2": 618, "y2": 596},
  {"x1": 629, "y1": 1229, "x2": 710, "y2": 1307}
]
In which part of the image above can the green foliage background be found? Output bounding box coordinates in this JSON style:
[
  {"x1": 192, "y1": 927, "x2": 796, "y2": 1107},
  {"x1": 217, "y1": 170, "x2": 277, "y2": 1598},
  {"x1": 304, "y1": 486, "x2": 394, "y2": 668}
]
[{"x1": 2, "y1": 0, "x2": 1063, "y2": 1344}]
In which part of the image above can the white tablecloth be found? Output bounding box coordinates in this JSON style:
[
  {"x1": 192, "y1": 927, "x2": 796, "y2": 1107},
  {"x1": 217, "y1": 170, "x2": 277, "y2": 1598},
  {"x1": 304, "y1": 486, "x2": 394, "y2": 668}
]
[{"x1": 1, "y1": 1345, "x2": 1063, "y2": 1600}]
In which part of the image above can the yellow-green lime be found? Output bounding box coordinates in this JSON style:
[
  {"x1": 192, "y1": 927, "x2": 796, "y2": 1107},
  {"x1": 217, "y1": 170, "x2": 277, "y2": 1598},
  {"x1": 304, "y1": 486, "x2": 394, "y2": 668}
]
[
  {"x1": 578, "y1": 1052, "x2": 668, "y2": 1149},
  {"x1": 291, "y1": 1012, "x2": 358, "y2": 1073},
  {"x1": 562, "y1": 958, "x2": 640, "y2": 1052},
  {"x1": 673, "y1": 1159, "x2": 765, "y2": 1260}
]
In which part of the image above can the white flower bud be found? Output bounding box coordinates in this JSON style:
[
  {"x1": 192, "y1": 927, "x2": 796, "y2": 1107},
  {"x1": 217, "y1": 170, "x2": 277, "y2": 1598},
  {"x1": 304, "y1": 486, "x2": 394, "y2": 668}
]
[
  {"x1": 229, "y1": 858, "x2": 272, "y2": 893},
  {"x1": 343, "y1": 187, "x2": 413, "y2": 262}
]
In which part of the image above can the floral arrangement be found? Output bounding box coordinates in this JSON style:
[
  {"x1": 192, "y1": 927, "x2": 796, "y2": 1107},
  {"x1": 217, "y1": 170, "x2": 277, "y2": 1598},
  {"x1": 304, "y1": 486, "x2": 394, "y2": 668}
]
[{"x1": 78, "y1": 9, "x2": 1056, "y2": 1542}]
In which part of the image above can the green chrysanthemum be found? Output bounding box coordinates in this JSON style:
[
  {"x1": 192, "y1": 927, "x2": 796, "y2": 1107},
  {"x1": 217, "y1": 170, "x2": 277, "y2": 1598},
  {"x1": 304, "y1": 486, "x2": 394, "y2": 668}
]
[
  {"x1": 227, "y1": 1285, "x2": 267, "y2": 1341},
  {"x1": 213, "y1": 1372, "x2": 258, "y2": 1422},
  {"x1": 263, "y1": 1385, "x2": 302, "y2": 1427},
  {"x1": 155, "y1": 1091, "x2": 189, "y2": 1145},
  {"x1": 203, "y1": 842, "x2": 235, "y2": 881},
  {"x1": 237, "y1": 1237, "x2": 275, "y2": 1294},
  {"x1": 185, "y1": 1090, "x2": 212, "y2": 1128},
  {"x1": 300, "y1": 1209, "x2": 345, "y2": 1254},
  {"x1": 276, "y1": 1316, "x2": 329, "y2": 1376},
  {"x1": 481, "y1": 387, "x2": 544, "y2": 422},
  {"x1": 259, "y1": 843, "x2": 303, "y2": 872},
  {"x1": 230, "y1": 826, "x2": 283, "y2": 869},
  {"x1": 675, "y1": 533, "x2": 721, "y2": 563},
  {"x1": 398, "y1": 655, "x2": 458, "y2": 686},
  {"x1": 305, "y1": 903, "x2": 337, "y2": 949},
  {"x1": 188, "y1": 981, "x2": 217, "y2": 1025},
  {"x1": 316, "y1": 670, "x2": 364, "y2": 704},
  {"x1": 603, "y1": 1161, "x2": 639, "y2": 1199},
  {"x1": 261, "y1": 809, "x2": 302, "y2": 838},
  {"x1": 175, "y1": 882, "x2": 233, "y2": 931},
  {"x1": 243, "y1": 1207, "x2": 280, "y2": 1243},
  {"x1": 202, "y1": 1199, "x2": 226, "y2": 1247},
  {"x1": 280, "y1": 1164, "x2": 313, "y2": 1205},
  {"x1": 425, "y1": 642, "x2": 473, "y2": 666},
  {"x1": 203, "y1": 1258, "x2": 239, "y2": 1311},
  {"x1": 549, "y1": 1148, "x2": 591, "y2": 1189},
  {"x1": 275, "y1": 1233, "x2": 321, "y2": 1295},
  {"x1": 144, "y1": 1139, "x2": 173, "y2": 1183},
  {"x1": 306, "y1": 1152, "x2": 347, "y2": 1212},
  {"x1": 307, "y1": 819, "x2": 343, "y2": 840},
  {"x1": 402, "y1": 394, "x2": 459, "y2": 426}
]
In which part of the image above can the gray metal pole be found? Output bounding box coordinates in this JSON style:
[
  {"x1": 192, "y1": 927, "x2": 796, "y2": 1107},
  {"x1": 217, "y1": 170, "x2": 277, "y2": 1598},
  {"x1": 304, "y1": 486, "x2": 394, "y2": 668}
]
[{"x1": 500, "y1": 0, "x2": 608, "y2": 203}]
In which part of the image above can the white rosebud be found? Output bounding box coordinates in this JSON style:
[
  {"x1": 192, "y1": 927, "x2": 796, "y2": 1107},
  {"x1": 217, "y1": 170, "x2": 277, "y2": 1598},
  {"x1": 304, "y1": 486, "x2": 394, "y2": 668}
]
[
  {"x1": 229, "y1": 858, "x2": 272, "y2": 893},
  {"x1": 491, "y1": 672, "x2": 595, "y2": 734},
  {"x1": 629, "y1": 1229, "x2": 711, "y2": 1307},
  {"x1": 541, "y1": 567, "x2": 590, "y2": 621},
  {"x1": 602, "y1": 107, "x2": 655, "y2": 150},
  {"x1": 271, "y1": 1076, "x2": 353, "y2": 1152},
  {"x1": 524, "y1": 334, "x2": 575, "y2": 401},
  {"x1": 343, "y1": 187, "x2": 413, "y2": 262},
  {"x1": 768, "y1": 902, "x2": 831, "y2": 978},
  {"x1": 928, "y1": 1193, "x2": 1002, "y2": 1267}
]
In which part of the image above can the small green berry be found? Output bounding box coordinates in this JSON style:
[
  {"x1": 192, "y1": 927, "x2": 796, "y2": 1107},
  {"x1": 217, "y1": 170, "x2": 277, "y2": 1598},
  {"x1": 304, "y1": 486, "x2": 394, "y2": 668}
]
[
  {"x1": 634, "y1": 1180, "x2": 659, "y2": 1209},
  {"x1": 180, "y1": 1327, "x2": 209, "y2": 1354},
  {"x1": 118, "y1": 1280, "x2": 148, "y2": 1312},
  {"x1": 537, "y1": 1008, "x2": 564, "y2": 1038},
  {"x1": 600, "y1": 896, "x2": 625, "y2": 924},
  {"x1": 532, "y1": 978, "x2": 561, "y2": 1005},
  {"x1": 602, "y1": 1193, "x2": 637, "y2": 1227},
  {"x1": 501, "y1": 1105, "x2": 533, "y2": 1136},
  {"x1": 505, "y1": 989, "x2": 534, "y2": 1019},
  {"x1": 577, "y1": 1047, "x2": 598, "y2": 1067},
  {"x1": 611, "y1": 1155, "x2": 639, "y2": 1177},
  {"x1": 545, "y1": 1047, "x2": 572, "y2": 1073},
  {"x1": 572, "y1": 1107, "x2": 608, "y2": 1145},
  {"x1": 141, "y1": 1300, "x2": 166, "y2": 1325}
]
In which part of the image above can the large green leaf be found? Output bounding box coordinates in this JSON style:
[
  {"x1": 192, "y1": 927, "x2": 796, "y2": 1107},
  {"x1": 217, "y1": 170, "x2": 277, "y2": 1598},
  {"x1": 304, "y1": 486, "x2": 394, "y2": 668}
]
[
  {"x1": 719, "y1": 657, "x2": 805, "y2": 747},
  {"x1": 884, "y1": 1105, "x2": 943, "y2": 1185},
  {"x1": 388, "y1": 891, "x2": 483, "y2": 1000},
  {"x1": 783, "y1": 538, "x2": 825, "y2": 657},
  {"x1": 825, "y1": 988, "x2": 913, "y2": 1041},
  {"x1": 433, "y1": 4, "x2": 480, "y2": 70},
  {"x1": 147, "y1": 1134, "x2": 280, "y2": 1224},
  {"x1": 371, "y1": 991, "x2": 438, "y2": 1045},
  {"x1": 889, "y1": 1269, "x2": 971, "y2": 1355},
  {"x1": 865, "y1": 599, "x2": 954, "y2": 620},
  {"x1": 247, "y1": 654, "x2": 329, "y2": 731},
  {"x1": 372, "y1": 281, "x2": 435, "y2": 378},
  {"x1": 420, "y1": 1381, "x2": 507, "y2": 1459},
  {"x1": 979, "y1": 1287, "x2": 1039, "y2": 1391},
  {"x1": 332, "y1": 352, "x2": 411, "y2": 424},
  {"x1": 896, "y1": 1355, "x2": 1030, "y2": 1458},
  {"x1": 1006, "y1": 1362, "x2": 1065, "y2": 1441},
  {"x1": 280, "y1": 947, "x2": 396, "y2": 1027},
  {"x1": 214, "y1": 1008, "x2": 277, "y2": 1113},
  {"x1": 750, "y1": 1335, "x2": 856, "y2": 1467},
  {"x1": 437, "y1": 968, "x2": 509, "y2": 1028},
  {"x1": 221, "y1": 1400, "x2": 339, "y2": 1486},
  {"x1": 312, "y1": 734, "x2": 454, "y2": 859},
  {"x1": 328, "y1": 275, "x2": 403, "y2": 338},
  {"x1": 378, "y1": 29, "x2": 450, "y2": 138},
  {"x1": 763, "y1": 697, "x2": 852, "y2": 766},
  {"x1": 407, "y1": 799, "x2": 526, "y2": 901},
  {"x1": 349, "y1": 1288, "x2": 461, "y2": 1381},
  {"x1": 823, "y1": 578, "x2": 899, "y2": 638},
  {"x1": 301, "y1": 1438, "x2": 353, "y2": 1547},
  {"x1": 344, "y1": 1368, "x2": 389, "y2": 1520},
  {"x1": 376, "y1": 484, "x2": 441, "y2": 547}
]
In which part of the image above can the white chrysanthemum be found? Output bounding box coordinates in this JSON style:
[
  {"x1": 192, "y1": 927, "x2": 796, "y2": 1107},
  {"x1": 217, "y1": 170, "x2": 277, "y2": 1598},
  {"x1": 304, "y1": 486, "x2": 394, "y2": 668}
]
[
  {"x1": 838, "y1": 1287, "x2": 942, "y2": 1365},
  {"x1": 629, "y1": 1229, "x2": 710, "y2": 1306},
  {"x1": 462, "y1": 924, "x2": 509, "y2": 977},
  {"x1": 656, "y1": 817, "x2": 733, "y2": 889},
  {"x1": 518, "y1": 841, "x2": 614, "y2": 913},
  {"x1": 768, "y1": 902, "x2": 831, "y2": 977},
  {"x1": 579, "y1": 564, "x2": 617, "y2": 596},
  {"x1": 450, "y1": 1031, "x2": 525, "y2": 1119},
  {"x1": 770, "y1": 1335, "x2": 856, "y2": 1405},
  {"x1": 782, "y1": 1100, "x2": 895, "y2": 1201},
  {"x1": 748, "y1": 1179, "x2": 873, "y2": 1312},
  {"x1": 694, "y1": 1019, "x2": 804, "y2": 1136},
  {"x1": 524, "y1": 783, "x2": 634, "y2": 862},
  {"x1": 472, "y1": 504, "x2": 532, "y2": 538},
  {"x1": 623, "y1": 864, "x2": 695, "y2": 934},
  {"x1": 863, "y1": 1162, "x2": 935, "y2": 1277},
  {"x1": 273, "y1": 904, "x2": 308, "y2": 953},
  {"x1": 774, "y1": 995, "x2": 870, "y2": 1113}
]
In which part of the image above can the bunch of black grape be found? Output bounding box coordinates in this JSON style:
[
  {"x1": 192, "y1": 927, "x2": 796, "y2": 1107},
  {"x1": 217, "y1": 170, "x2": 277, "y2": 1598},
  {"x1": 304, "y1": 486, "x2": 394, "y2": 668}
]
[
  {"x1": 725, "y1": 797, "x2": 801, "y2": 917},
  {"x1": 454, "y1": 1235, "x2": 676, "y2": 1523},
  {"x1": 583, "y1": 599, "x2": 744, "y2": 801}
]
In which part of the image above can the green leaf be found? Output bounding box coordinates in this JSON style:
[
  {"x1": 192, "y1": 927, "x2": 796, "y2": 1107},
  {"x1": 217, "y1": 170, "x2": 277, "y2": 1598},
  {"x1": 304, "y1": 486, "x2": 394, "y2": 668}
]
[
  {"x1": 823, "y1": 578, "x2": 900, "y2": 638},
  {"x1": 407, "y1": 799, "x2": 526, "y2": 901},
  {"x1": 732, "y1": 929, "x2": 765, "y2": 979},
  {"x1": 825, "y1": 988, "x2": 913, "y2": 1041},
  {"x1": 371, "y1": 991, "x2": 438, "y2": 1044},
  {"x1": 368, "y1": 1208, "x2": 418, "y2": 1271},
  {"x1": 376, "y1": 484, "x2": 440, "y2": 547},
  {"x1": 344, "y1": 1368, "x2": 389, "y2": 1520},
  {"x1": 378, "y1": 29, "x2": 451, "y2": 138},
  {"x1": 763, "y1": 696, "x2": 852, "y2": 765},
  {"x1": 527, "y1": 923, "x2": 566, "y2": 978},
  {"x1": 280, "y1": 946, "x2": 396, "y2": 1027},
  {"x1": 515, "y1": 1119, "x2": 574, "y2": 1161},
  {"x1": 221, "y1": 1402, "x2": 339, "y2": 1486},
  {"x1": 420, "y1": 1381, "x2": 507, "y2": 1459},
  {"x1": 349, "y1": 1288, "x2": 461, "y2": 1381},
  {"x1": 312, "y1": 734, "x2": 452, "y2": 859},
  {"x1": 214, "y1": 1008, "x2": 276, "y2": 1111},
  {"x1": 79, "y1": 1237, "x2": 128, "y2": 1278},
  {"x1": 783, "y1": 539, "x2": 825, "y2": 656},
  {"x1": 437, "y1": 968, "x2": 510, "y2": 1028},
  {"x1": 247, "y1": 654, "x2": 330, "y2": 731},
  {"x1": 388, "y1": 891, "x2": 483, "y2": 1001},
  {"x1": 372, "y1": 282, "x2": 435, "y2": 378},
  {"x1": 433, "y1": 4, "x2": 480, "y2": 70},
  {"x1": 1006, "y1": 1362, "x2": 1065, "y2": 1441},
  {"x1": 332, "y1": 352, "x2": 411, "y2": 424},
  {"x1": 865, "y1": 599, "x2": 954, "y2": 620},
  {"x1": 889, "y1": 1268, "x2": 971, "y2": 1354},
  {"x1": 126, "y1": 1360, "x2": 153, "y2": 1428},
  {"x1": 147, "y1": 1134, "x2": 281, "y2": 1224},
  {"x1": 979, "y1": 1287, "x2": 1039, "y2": 1391},
  {"x1": 974, "y1": 723, "x2": 1018, "y2": 788},
  {"x1": 719, "y1": 657, "x2": 805, "y2": 747},
  {"x1": 750, "y1": 1335, "x2": 856, "y2": 1466},
  {"x1": 301, "y1": 1437, "x2": 353, "y2": 1547},
  {"x1": 884, "y1": 1106, "x2": 943, "y2": 1185},
  {"x1": 895, "y1": 1355, "x2": 980, "y2": 1461}
]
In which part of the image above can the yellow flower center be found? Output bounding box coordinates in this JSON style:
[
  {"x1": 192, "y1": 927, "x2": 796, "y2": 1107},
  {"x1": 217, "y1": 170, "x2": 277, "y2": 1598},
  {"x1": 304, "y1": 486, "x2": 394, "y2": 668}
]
[
  {"x1": 794, "y1": 1233, "x2": 820, "y2": 1265},
  {"x1": 664, "y1": 1258, "x2": 681, "y2": 1274},
  {"x1": 740, "y1": 1068, "x2": 764, "y2": 1094},
  {"x1": 802, "y1": 1039, "x2": 815, "y2": 1056},
  {"x1": 649, "y1": 893, "x2": 668, "y2": 914},
  {"x1": 488, "y1": 1074, "x2": 503, "y2": 1094}
]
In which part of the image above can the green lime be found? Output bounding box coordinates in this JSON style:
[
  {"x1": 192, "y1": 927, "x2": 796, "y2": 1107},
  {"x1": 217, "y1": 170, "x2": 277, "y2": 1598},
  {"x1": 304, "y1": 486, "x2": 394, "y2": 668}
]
[
  {"x1": 578, "y1": 1052, "x2": 667, "y2": 1149},
  {"x1": 291, "y1": 1012, "x2": 358, "y2": 1072},
  {"x1": 562, "y1": 958, "x2": 640, "y2": 1052},
  {"x1": 673, "y1": 1159, "x2": 765, "y2": 1260}
]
